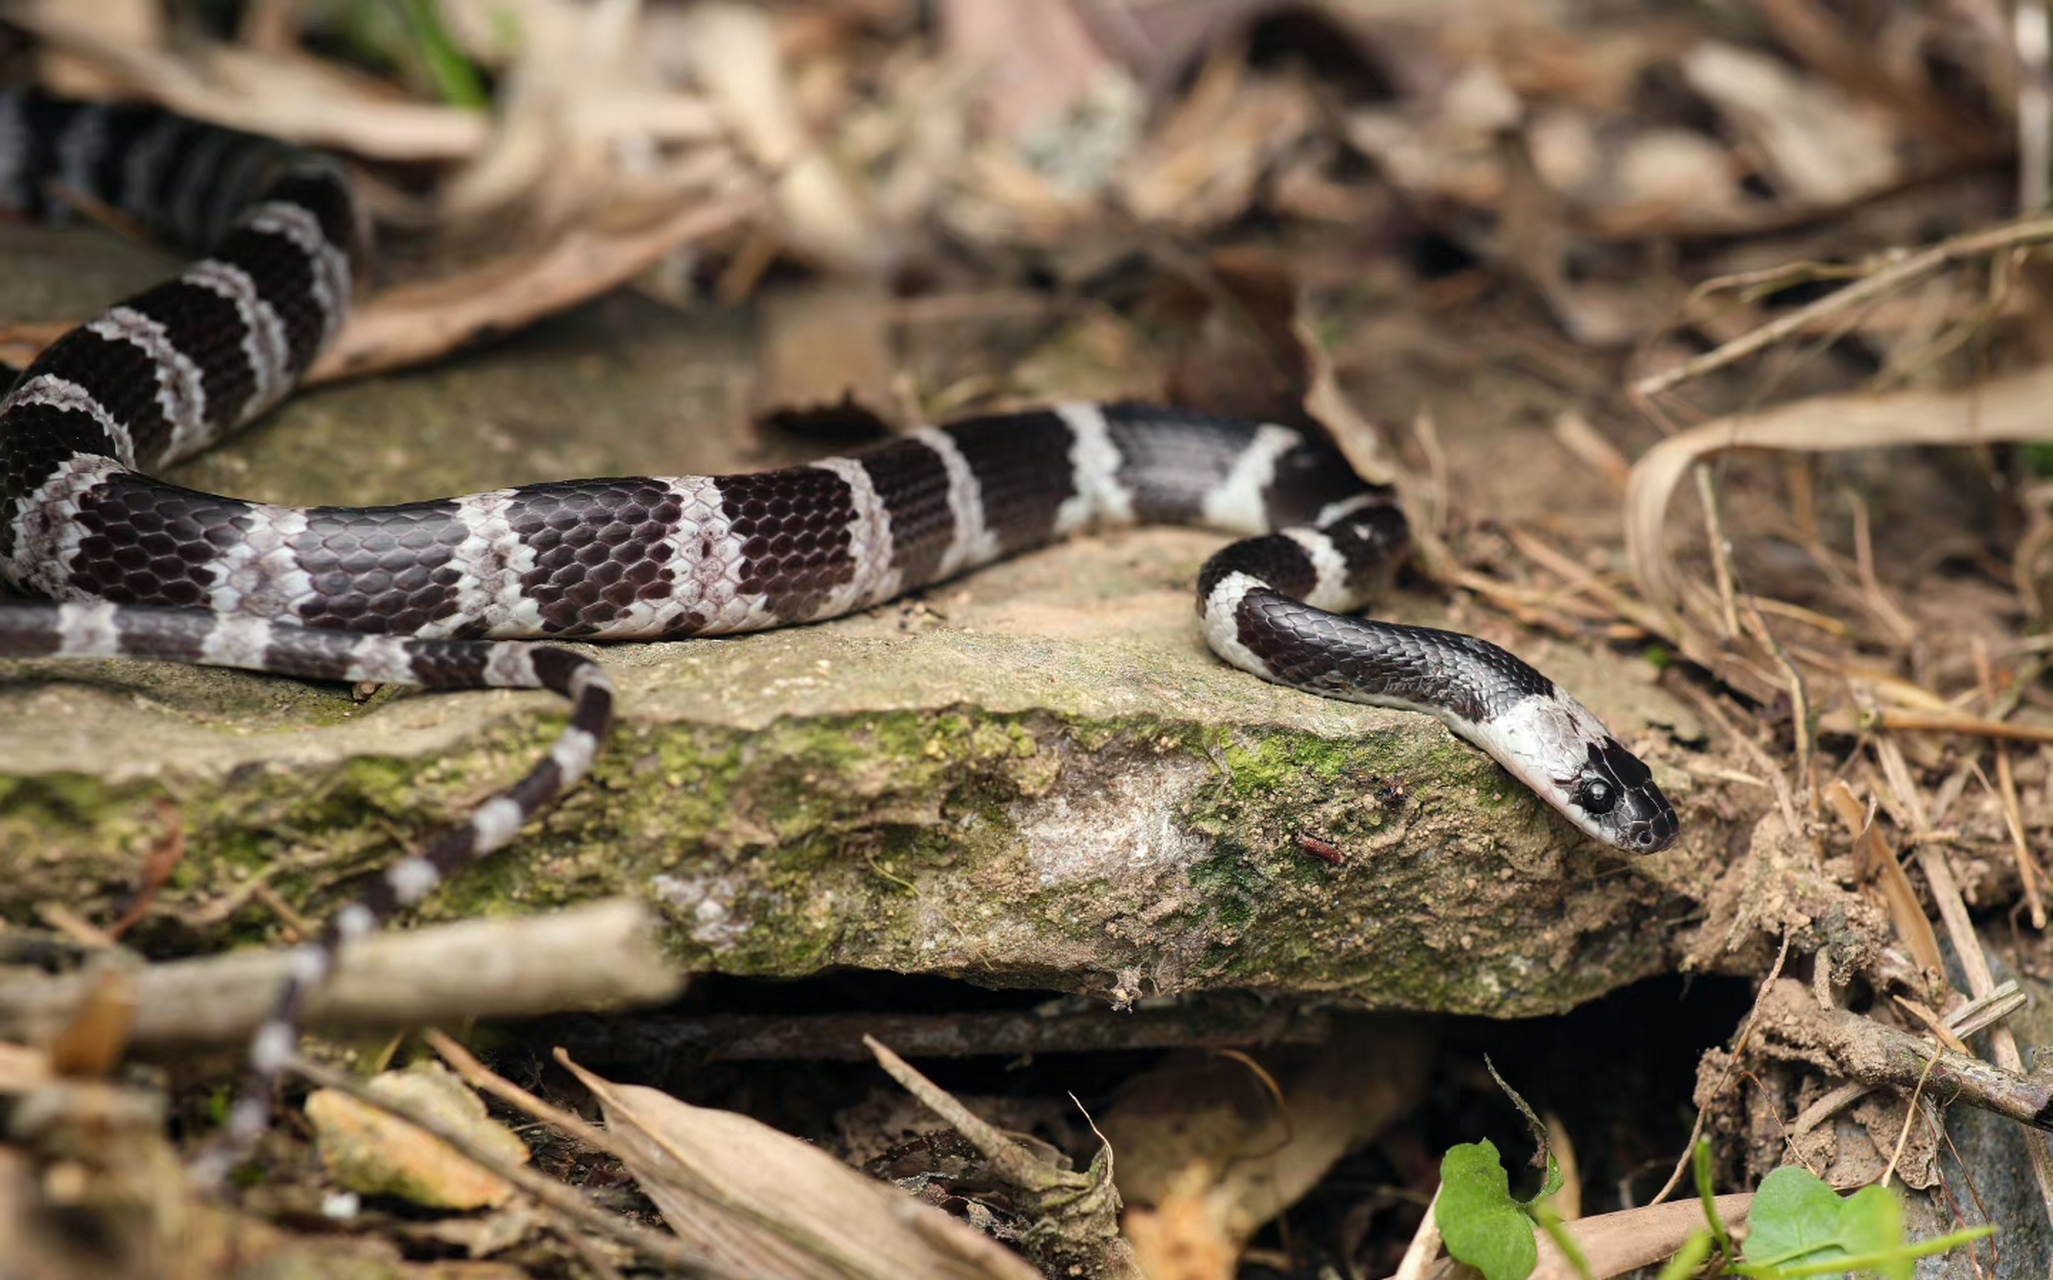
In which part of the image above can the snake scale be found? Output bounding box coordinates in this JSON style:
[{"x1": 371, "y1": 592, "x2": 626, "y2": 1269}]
[{"x1": 0, "y1": 91, "x2": 1678, "y2": 1162}]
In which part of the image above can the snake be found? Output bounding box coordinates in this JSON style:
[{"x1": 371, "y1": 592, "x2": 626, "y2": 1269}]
[{"x1": 0, "y1": 92, "x2": 1678, "y2": 1157}]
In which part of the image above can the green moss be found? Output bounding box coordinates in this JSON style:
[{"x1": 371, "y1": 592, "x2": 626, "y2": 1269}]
[{"x1": 0, "y1": 690, "x2": 1664, "y2": 1017}]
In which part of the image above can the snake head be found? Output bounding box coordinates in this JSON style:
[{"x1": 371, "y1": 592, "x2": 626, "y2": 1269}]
[
  {"x1": 1467, "y1": 691, "x2": 1680, "y2": 855},
  {"x1": 1565, "y1": 737, "x2": 1678, "y2": 854}
]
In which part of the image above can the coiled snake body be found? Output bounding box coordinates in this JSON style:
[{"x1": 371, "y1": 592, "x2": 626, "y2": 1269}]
[{"x1": 0, "y1": 93, "x2": 1677, "y2": 1155}]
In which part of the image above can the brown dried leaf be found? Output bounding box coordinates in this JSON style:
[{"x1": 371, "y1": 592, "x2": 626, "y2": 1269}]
[
  {"x1": 675, "y1": 3, "x2": 885, "y2": 273},
  {"x1": 1822, "y1": 781, "x2": 1946, "y2": 977},
  {"x1": 43, "y1": 968, "x2": 132, "y2": 1080},
  {"x1": 1679, "y1": 42, "x2": 1901, "y2": 209},
  {"x1": 310, "y1": 193, "x2": 758, "y2": 384},
  {"x1": 1115, "y1": 50, "x2": 1318, "y2": 230},
  {"x1": 559, "y1": 1052, "x2": 1041, "y2": 1280}
]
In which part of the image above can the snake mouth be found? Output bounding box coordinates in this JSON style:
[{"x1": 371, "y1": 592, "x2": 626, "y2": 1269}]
[{"x1": 1621, "y1": 788, "x2": 1681, "y2": 854}]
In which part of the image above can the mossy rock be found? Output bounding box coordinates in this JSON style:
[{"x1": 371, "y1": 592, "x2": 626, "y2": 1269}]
[{"x1": 0, "y1": 222, "x2": 1703, "y2": 1017}]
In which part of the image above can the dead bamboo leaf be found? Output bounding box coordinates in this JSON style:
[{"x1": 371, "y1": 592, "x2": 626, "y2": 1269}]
[
  {"x1": 1624, "y1": 364, "x2": 2053, "y2": 616},
  {"x1": 558, "y1": 1051, "x2": 1041, "y2": 1280},
  {"x1": 1823, "y1": 781, "x2": 1945, "y2": 976}
]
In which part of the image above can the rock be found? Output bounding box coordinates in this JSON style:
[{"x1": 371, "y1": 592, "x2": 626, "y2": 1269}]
[{"x1": 0, "y1": 220, "x2": 1703, "y2": 1017}]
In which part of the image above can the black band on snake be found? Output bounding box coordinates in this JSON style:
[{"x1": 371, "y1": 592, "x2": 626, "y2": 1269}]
[{"x1": 0, "y1": 92, "x2": 1678, "y2": 1170}]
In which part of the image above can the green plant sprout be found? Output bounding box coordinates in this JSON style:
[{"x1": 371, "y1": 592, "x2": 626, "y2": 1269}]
[{"x1": 1436, "y1": 1084, "x2": 1994, "y2": 1280}]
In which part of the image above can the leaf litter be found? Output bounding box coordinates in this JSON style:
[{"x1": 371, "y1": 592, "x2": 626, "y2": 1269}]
[{"x1": 2, "y1": 0, "x2": 2052, "y2": 1276}]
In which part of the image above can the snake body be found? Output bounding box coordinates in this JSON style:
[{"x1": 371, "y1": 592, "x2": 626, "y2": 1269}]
[{"x1": 0, "y1": 93, "x2": 1676, "y2": 1153}]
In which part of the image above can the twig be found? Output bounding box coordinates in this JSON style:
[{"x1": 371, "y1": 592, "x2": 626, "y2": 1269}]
[
  {"x1": 1740, "y1": 597, "x2": 1813, "y2": 822},
  {"x1": 1634, "y1": 218, "x2": 2053, "y2": 399},
  {"x1": 1790, "y1": 983, "x2": 2029, "y2": 1135},
  {"x1": 1758, "y1": 980, "x2": 2053, "y2": 1134},
  {"x1": 0, "y1": 899, "x2": 686, "y2": 1047},
  {"x1": 1881, "y1": 1048, "x2": 1943, "y2": 1189},
  {"x1": 1909, "y1": 839, "x2": 2053, "y2": 1222},
  {"x1": 425, "y1": 1029, "x2": 640, "y2": 1168},
  {"x1": 1892, "y1": 997, "x2": 1971, "y2": 1056},
  {"x1": 1850, "y1": 708, "x2": 2053, "y2": 744},
  {"x1": 284, "y1": 1053, "x2": 742, "y2": 1280},
  {"x1": 1696, "y1": 469, "x2": 1742, "y2": 640}
]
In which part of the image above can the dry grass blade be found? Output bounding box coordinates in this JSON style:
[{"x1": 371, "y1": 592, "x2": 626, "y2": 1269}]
[
  {"x1": 556, "y1": 1050, "x2": 1042, "y2": 1280},
  {"x1": 1633, "y1": 217, "x2": 2053, "y2": 399},
  {"x1": 1624, "y1": 364, "x2": 2053, "y2": 615},
  {"x1": 1990, "y1": 751, "x2": 2048, "y2": 928},
  {"x1": 1822, "y1": 782, "x2": 1944, "y2": 975}
]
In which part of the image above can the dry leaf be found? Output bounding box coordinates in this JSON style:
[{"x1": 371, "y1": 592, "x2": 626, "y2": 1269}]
[
  {"x1": 1624, "y1": 364, "x2": 2053, "y2": 616},
  {"x1": 1679, "y1": 42, "x2": 1900, "y2": 208},
  {"x1": 559, "y1": 1052, "x2": 1042, "y2": 1280},
  {"x1": 1116, "y1": 50, "x2": 1318, "y2": 230},
  {"x1": 864, "y1": 1035, "x2": 1142, "y2": 1279},
  {"x1": 675, "y1": 3, "x2": 884, "y2": 273}
]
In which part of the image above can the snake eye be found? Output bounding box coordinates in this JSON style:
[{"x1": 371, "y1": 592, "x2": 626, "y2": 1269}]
[{"x1": 1577, "y1": 778, "x2": 1617, "y2": 815}]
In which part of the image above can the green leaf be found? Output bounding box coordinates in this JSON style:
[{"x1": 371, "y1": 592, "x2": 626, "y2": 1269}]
[
  {"x1": 1741, "y1": 1167, "x2": 1915, "y2": 1279},
  {"x1": 1438, "y1": 1141, "x2": 1539, "y2": 1280},
  {"x1": 1744, "y1": 1167, "x2": 1850, "y2": 1267},
  {"x1": 1837, "y1": 1187, "x2": 1910, "y2": 1280}
]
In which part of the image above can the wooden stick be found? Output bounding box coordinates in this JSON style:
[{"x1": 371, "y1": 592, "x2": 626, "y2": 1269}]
[{"x1": 0, "y1": 899, "x2": 685, "y2": 1048}]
